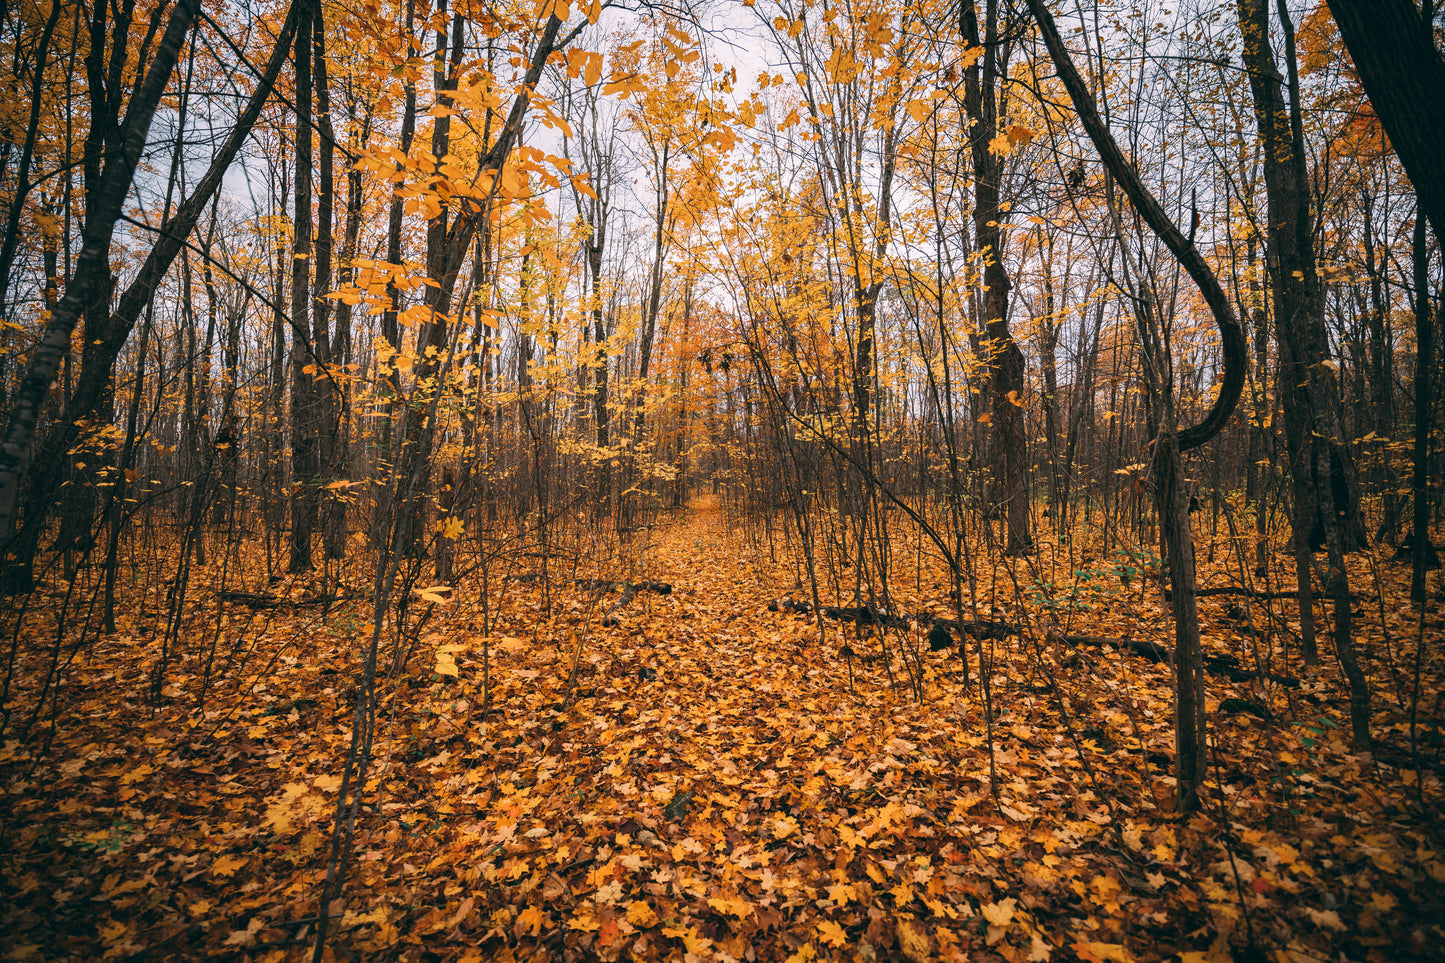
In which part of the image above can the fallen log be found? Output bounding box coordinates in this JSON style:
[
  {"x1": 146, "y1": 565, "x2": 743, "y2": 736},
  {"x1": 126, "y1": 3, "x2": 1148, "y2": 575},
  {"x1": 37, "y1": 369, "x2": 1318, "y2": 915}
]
[
  {"x1": 551, "y1": 579, "x2": 674, "y2": 625},
  {"x1": 570, "y1": 578, "x2": 672, "y2": 595},
  {"x1": 217, "y1": 590, "x2": 368, "y2": 609},
  {"x1": 768, "y1": 597, "x2": 1019, "y2": 641},
  {"x1": 1061, "y1": 634, "x2": 1300, "y2": 688}
]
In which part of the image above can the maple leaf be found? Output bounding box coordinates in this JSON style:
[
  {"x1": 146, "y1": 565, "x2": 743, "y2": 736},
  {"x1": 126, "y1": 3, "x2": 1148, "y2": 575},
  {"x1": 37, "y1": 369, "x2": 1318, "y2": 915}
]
[
  {"x1": 514, "y1": 906, "x2": 546, "y2": 937},
  {"x1": 567, "y1": 911, "x2": 601, "y2": 932},
  {"x1": 708, "y1": 895, "x2": 752, "y2": 918},
  {"x1": 211, "y1": 854, "x2": 247, "y2": 878},
  {"x1": 1071, "y1": 942, "x2": 1134, "y2": 963},
  {"x1": 626, "y1": 900, "x2": 658, "y2": 927},
  {"x1": 981, "y1": 897, "x2": 1016, "y2": 926},
  {"x1": 222, "y1": 918, "x2": 264, "y2": 947},
  {"x1": 263, "y1": 783, "x2": 311, "y2": 833},
  {"x1": 816, "y1": 918, "x2": 848, "y2": 946},
  {"x1": 1305, "y1": 908, "x2": 1345, "y2": 931}
]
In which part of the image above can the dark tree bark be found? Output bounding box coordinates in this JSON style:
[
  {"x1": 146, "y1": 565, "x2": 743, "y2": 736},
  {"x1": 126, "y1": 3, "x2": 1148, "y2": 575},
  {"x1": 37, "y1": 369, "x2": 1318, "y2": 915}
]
[
  {"x1": 961, "y1": 0, "x2": 1030, "y2": 555},
  {"x1": 313, "y1": 0, "x2": 351, "y2": 561},
  {"x1": 565, "y1": 82, "x2": 616, "y2": 514},
  {"x1": 1240, "y1": 0, "x2": 1370, "y2": 747},
  {"x1": 0, "y1": 0, "x2": 204, "y2": 575},
  {"x1": 288, "y1": 0, "x2": 318, "y2": 572},
  {"x1": 1326, "y1": 0, "x2": 1445, "y2": 249},
  {"x1": 1411, "y1": 213, "x2": 1435, "y2": 604},
  {"x1": 0, "y1": 0, "x2": 301, "y2": 590},
  {"x1": 0, "y1": 0, "x2": 62, "y2": 313},
  {"x1": 324, "y1": 86, "x2": 368, "y2": 560},
  {"x1": 371, "y1": 0, "x2": 417, "y2": 551}
]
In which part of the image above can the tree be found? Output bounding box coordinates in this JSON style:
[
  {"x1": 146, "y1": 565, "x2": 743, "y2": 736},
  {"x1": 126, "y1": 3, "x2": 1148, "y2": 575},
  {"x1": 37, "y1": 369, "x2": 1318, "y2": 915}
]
[
  {"x1": 962, "y1": 0, "x2": 1031, "y2": 556},
  {"x1": 1239, "y1": 0, "x2": 1370, "y2": 746},
  {"x1": 0, "y1": 0, "x2": 212, "y2": 585},
  {"x1": 1326, "y1": 0, "x2": 1445, "y2": 248},
  {"x1": 1028, "y1": 0, "x2": 1248, "y2": 810}
]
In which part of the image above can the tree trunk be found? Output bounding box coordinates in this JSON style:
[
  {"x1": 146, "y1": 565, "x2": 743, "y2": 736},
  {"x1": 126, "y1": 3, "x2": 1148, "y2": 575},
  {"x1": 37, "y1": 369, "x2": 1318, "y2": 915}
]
[
  {"x1": 1240, "y1": 0, "x2": 1369, "y2": 745},
  {"x1": 1412, "y1": 211, "x2": 1435, "y2": 604},
  {"x1": 0, "y1": 0, "x2": 203, "y2": 577},
  {"x1": 1326, "y1": 0, "x2": 1445, "y2": 248},
  {"x1": 1029, "y1": 0, "x2": 1249, "y2": 808},
  {"x1": 288, "y1": 0, "x2": 318, "y2": 572},
  {"x1": 961, "y1": 0, "x2": 1029, "y2": 555}
]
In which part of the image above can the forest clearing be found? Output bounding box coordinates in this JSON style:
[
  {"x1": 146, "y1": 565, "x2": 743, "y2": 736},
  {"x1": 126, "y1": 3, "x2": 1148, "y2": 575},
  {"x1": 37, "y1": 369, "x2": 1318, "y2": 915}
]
[
  {"x1": 1, "y1": 0, "x2": 1444, "y2": 958},
  {"x1": 1, "y1": 495, "x2": 1442, "y2": 961}
]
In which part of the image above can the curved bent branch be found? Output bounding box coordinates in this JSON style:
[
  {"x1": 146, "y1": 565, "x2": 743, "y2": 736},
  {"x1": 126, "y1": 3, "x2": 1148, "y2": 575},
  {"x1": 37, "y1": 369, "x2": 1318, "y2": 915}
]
[{"x1": 1026, "y1": 0, "x2": 1247, "y2": 451}]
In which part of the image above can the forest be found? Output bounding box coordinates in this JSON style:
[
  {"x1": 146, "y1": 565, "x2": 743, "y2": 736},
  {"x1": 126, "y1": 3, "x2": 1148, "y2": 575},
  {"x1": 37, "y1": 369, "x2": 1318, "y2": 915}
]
[{"x1": 0, "y1": 0, "x2": 1442, "y2": 958}]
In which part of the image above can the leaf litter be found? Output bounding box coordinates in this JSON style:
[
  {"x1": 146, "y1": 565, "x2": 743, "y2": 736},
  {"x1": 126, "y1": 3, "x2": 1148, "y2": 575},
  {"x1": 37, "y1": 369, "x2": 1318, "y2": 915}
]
[{"x1": 1, "y1": 497, "x2": 1443, "y2": 961}]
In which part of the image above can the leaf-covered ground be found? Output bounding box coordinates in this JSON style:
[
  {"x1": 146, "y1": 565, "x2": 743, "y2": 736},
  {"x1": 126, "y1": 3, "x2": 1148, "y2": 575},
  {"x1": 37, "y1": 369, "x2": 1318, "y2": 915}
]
[{"x1": 2, "y1": 497, "x2": 1443, "y2": 961}]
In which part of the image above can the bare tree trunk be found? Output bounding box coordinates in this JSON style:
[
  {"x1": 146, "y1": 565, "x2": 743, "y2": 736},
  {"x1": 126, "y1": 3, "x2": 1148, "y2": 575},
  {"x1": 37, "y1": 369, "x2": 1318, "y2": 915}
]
[
  {"x1": 1240, "y1": 0, "x2": 1370, "y2": 745},
  {"x1": 288, "y1": 0, "x2": 318, "y2": 572},
  {"x1": 371, "y1": 0, "x2": 417, "y2": 551},
  {"x1": 962, "y1": 0, "x2": 1030, "y2": 555},
  {"x1": 1411, "y1": 211, "x2": 1435, "y2": 604},
  {"x1": 1326, "y1": 0, "x2": 1445, "y2": 247}
]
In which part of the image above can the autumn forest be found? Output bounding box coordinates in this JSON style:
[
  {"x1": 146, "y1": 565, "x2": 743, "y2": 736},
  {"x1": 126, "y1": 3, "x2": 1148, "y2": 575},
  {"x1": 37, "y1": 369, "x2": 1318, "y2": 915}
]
[{"x1": 0, "y1": 0, "x2": 1442, "y2": 958}]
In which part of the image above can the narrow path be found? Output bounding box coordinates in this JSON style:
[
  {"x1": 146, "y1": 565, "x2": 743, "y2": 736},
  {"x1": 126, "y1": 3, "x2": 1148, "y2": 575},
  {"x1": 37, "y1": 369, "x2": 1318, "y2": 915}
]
[{"x1": 410, "y1": 497, "x2": 1048, "y2": 962}]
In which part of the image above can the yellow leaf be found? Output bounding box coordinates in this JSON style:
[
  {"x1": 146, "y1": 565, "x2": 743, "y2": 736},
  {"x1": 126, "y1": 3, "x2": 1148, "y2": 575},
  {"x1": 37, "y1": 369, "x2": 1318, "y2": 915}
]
[
  {"x1": 816, "y1": 918, "x2": 847, "y2": 947},
  {"x1": 212, "y1": 854, "x2": 247, "y2": 877},
  {"x1": 784, "y1": 943, "x2": 816, "y2": 963},
  {"x1": 707, "y1": 896, "x2": 752, "y2": 918},
  {"x1": 567, "y1": 912, "x2": 600, "y2": 932},
  {"x1": 906, "y1": 99, "x2": 931, "y2": 122},
  {"x1": 626, "y1": 900, "x2": 658, "y2": 927},
  {"x1": 898, "y1": 920, "x2": 931, "y2": 962},
  {"x1": 1072, "y1": 943, "x2": 1135, "y2": 963},
  {"x1": 603, "y1": 77, "x2": 638, "y2": 98},
  {"x1": 982, "y1": 897, "x2": 1016, "y2": 926},
  {"x1": 416, "y1": 585, "x2": 453, "y2": 604},
  {"x1": 514, "y1": 906, "x2": 545, "y2": 937}
]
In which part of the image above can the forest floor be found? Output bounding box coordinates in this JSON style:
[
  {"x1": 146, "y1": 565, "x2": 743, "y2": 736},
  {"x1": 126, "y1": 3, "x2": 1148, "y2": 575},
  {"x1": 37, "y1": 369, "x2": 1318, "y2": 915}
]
[{"x1": 1, "y1": 496, "x2": 1443, "y2": 962}]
